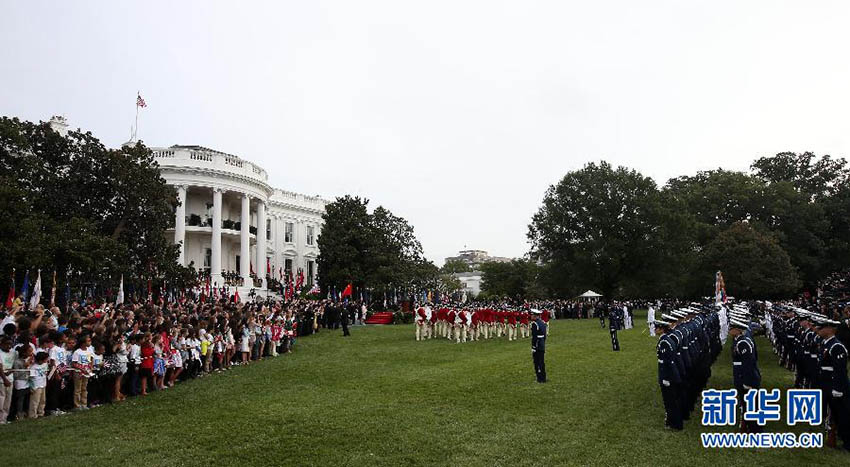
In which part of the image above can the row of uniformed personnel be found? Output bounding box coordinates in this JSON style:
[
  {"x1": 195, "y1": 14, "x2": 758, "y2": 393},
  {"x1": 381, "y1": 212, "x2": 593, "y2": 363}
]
[
  {"x1": 766, "y1": 304, "x2": 850, "y2": 450},
  {"x1": 654, "y1": 305, "x2": 722, "y2": 430}
]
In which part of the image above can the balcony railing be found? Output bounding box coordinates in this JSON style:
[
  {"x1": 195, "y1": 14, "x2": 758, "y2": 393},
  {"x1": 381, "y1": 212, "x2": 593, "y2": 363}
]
[{"x1": 152, "y1": 145, "x2": 269, "y2": 182}]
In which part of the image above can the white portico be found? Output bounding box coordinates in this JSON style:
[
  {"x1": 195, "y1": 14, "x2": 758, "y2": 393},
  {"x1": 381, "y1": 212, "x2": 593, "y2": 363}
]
[{"x1": 152, "y1": 145, "x2": 326, "y2": 292}]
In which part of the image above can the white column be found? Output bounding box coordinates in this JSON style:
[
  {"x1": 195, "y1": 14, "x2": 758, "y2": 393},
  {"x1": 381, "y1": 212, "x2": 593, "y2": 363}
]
[
  {"x1": 273, "y1": 215, "x2": 283, "y2": 280},
  {"x1": 240, "y1": 194, "x2": 251, "y2": 286},
  {"x1": 211, "y1": 188, "x2": 223, "y2": 287},
  {"x1": 256, "y1": 200, "x2": 267, "y2": 288},
  {"x1": 175, "y1": 185, "x2": 187, "y2": 266}
]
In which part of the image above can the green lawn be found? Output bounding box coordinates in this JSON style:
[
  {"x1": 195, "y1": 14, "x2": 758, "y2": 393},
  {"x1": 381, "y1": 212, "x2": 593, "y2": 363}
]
[{"x1": 4, "y1": 311, "x2": 847, "y2": 466}]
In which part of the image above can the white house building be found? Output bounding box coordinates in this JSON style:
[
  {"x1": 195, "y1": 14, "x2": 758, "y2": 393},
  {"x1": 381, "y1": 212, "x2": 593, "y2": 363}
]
[
  {"x1": 149, "y1": 144, "x2": 327, "y2": 292},
  {"x1": 454, "y1": 271, "x2": 483, "y2": 298}
]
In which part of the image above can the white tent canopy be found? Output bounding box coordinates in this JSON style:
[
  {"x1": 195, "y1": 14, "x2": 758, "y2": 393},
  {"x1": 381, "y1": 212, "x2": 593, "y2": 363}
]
[{"x1": 578, "y1": 290, "x2": 602, "y2": 298}]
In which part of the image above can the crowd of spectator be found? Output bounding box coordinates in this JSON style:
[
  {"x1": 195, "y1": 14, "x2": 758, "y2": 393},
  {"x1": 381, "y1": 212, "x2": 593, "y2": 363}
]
[{"x1": 0, "y1": 296, "x2": 336, "y2": 424}]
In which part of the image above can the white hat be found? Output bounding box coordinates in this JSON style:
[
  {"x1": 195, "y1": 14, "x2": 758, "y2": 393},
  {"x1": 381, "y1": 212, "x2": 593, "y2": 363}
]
[{"x1": 729, "y1": 318, "x2": 749, "y2": 329}]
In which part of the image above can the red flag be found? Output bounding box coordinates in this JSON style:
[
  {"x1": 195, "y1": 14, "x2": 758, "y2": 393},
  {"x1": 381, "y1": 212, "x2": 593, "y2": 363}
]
[
  {"x1": 296, "y1": 268, "x2": 304, "y2": 290},
  {"x1": 5, "y1": 269, "x2": 15, "y2": 309},
  {"x1": 234, "y1": 288, "x2": 240, "y2": 303},
  {"x1": 286, "y1": 272, "x2": 294, "y2": 300},
  {"x1": 341, "y1": 283, "x2": 352, "y2": 298},
  {"x1": 267, "y1": 258, "x2": 271, "y2": 276}
]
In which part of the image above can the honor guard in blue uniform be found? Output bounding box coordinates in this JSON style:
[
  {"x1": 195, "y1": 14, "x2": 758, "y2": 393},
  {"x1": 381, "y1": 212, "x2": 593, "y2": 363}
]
[
  {"x1": 729, "y1": 315, "x2": 761, "y2": 433},
  {"x1": 655, "y1": 318, "x2": 682, "y2": 430},
  {"x1": 814, "y1": 316, "x2": 850, "y2": 451},
  {"x1": 656, "y1": 305, "x2": 721, "y2": 428},
  {"x1": 609, "y1": 306, "x2": 621, "y2": 351},
  {"x1": 530, "y1": 309, "x2": 547, "y2": 383}
]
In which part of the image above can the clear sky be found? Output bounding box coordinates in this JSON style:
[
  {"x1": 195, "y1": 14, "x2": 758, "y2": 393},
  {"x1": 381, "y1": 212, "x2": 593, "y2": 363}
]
[{"x1": 2, "y1": 1, "x2": 849, "y2": 265}]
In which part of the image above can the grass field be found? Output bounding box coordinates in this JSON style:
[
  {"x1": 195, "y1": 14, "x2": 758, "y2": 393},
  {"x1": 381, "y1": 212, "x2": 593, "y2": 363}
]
[{"x1": 4, "y1": 310, "x2": 848, "y2": 466}]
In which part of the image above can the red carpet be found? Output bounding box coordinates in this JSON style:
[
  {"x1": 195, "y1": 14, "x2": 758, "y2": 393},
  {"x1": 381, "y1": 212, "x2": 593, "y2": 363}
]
[{"x1": 365, "y1": 312, "x2": 394, "y2": 324}]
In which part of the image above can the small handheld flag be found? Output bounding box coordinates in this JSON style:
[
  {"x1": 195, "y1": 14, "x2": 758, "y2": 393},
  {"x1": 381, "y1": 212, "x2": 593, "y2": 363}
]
[
  {"x1": 116, "y1": 275, "x2": 125, "y2": 305},
  {"x1": 21, "y1": 270, "x2": 30, "y2": 302},
  {"x1": 50, "y1": 270, "x2": 57, "y2": 307},
  {"x1": 29, "y1": 269, "x2": 42, "y2": 311}
]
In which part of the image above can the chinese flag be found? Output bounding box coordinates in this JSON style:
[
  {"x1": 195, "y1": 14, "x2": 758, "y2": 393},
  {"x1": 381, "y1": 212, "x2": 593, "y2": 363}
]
[{"x1": 341, "y1": 283, "x2": 352, "y2": 298}]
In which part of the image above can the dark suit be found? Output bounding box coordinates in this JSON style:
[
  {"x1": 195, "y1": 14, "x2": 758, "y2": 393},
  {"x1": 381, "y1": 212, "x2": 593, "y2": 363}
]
[{"x1": 531, "y1": 318, "x2": 547, "y2": 382}]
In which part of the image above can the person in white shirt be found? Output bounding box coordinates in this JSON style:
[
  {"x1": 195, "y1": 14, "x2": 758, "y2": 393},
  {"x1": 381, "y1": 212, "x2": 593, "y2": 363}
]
[
  {"x1": 71, "y1": 335, "x2": 93, "y2": 410},
  {"x1": 12, "y1": 345, "x2": 32, "y2": 420},
  {"x1": 0, "y1": 336, "x2": 17, "y2": 423},
  {"x1": 128, "y1": 335, "x2": 142, "y2": 397},
  {"x1": 647, "y1": 306, "x2": 656, "y2": 337},
  {"x1": 28, "y1": 352, "x2": 49, "y2": 418},
  {"x1": 424, "y1": 305, "x2": 433, "y2": 339}
]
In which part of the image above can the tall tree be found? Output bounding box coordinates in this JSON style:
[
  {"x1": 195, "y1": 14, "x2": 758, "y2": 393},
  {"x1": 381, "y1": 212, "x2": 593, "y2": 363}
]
[
  {"x1": 440, "y1": 259, "x2": 471, "y2": 274},
  {"x1": 317, "y1": 196, "x2": 434, "y2": 294},
  {"x1": 698, "y1": 222, "x2": 800, "y2": 299},
  {"x1": 0, "y1": 116, "x2": 186, "y2": 296},
  {"x1": 664, "y1": 170, "x2": 765, "y2": 247},
  {"x1": 480, "y1": 260, "x2": 541, "y2": 300},
  {"x1": 751, "y1": 151, "x2": 849, "y2": 200},
  {"x1": 316, "y1": 195, "x2": 372, "y2": 291},
  {"x1": 528, "y1": 161, "x2": 665, "y2": 298},
  {"x1": 750, "y1": 152, "x2": 850, "y2": 284}
]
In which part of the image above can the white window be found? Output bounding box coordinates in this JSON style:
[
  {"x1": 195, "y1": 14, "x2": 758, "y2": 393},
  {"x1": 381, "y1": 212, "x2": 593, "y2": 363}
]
[
  {"x1": 204, "y1": 248, "x2": 211, "y2": 271},
  {"x1": 306, "y1": 226, "x2": 314, "y2": 245},
  {"x1": 266, "y1": 219, "x2": 271, "y2": 239},
  {"x1": 285, "y1": 222, "x2": 294, "y2": 243}
]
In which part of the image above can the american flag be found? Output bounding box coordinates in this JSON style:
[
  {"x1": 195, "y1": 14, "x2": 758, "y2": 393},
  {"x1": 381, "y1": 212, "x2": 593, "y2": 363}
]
[{"x1": 136, "y1": 93, "x2": 147, "y2": 108}]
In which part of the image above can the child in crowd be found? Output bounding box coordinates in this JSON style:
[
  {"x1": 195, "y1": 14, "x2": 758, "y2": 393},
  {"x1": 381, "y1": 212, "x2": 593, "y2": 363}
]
[
  {"x1": 152, "y1": 334, "x2": 166, "y2": 390},
  {"x1": 0, "y1": 297, "x2": 330, "y2": 423},
  {"x1": 46, "y1": 332, "x2": 68, "y2": 415},
  {"x1": 127, "y1": 334, "x2": 141, "y2": 397},
  {"x1": 271, "y1": 319, "x2": 281, "y2": 357},
  {"x1": 168, "y1": 330, "x2": 182, "y2": 386},
  {"x1": 0, "y1": 336, "x2": 16, "y2": 423},
  {"x1": 139, "y1": 333, "x2": 154, "y2": 396},
  {"x1": 11, "y1": 344, "x2": 32, "y2": 419},
  {"x1": 240, "y1": 321, "x2": 251, "y2": 365},
  {"x1": 27, "y1": 351, "x2": 49, "y2": 418},
  {"x1": 71, "y1": 335, "x2": 92, "y2": 410},
  {"x1": 89, "y1": 341, "x2": 106, "y2": 407}
]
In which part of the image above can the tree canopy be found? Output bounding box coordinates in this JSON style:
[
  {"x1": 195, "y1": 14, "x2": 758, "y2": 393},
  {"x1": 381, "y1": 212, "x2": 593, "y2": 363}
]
[
  {"x1": 479, "y1": 259, "x2": 543, "y2": 300},
  {"x1": 317, "y1": 195, "x2": 435, "y2": 294},
  {"x1": 528, "y1": 153, "x2": 849, "y2": 299},
  {"x1": 527, "y1": 161, "x2": 665, "y2": 298},
  {"x1": 0, "y1": 116, "x2": 189, "y2": 301}
]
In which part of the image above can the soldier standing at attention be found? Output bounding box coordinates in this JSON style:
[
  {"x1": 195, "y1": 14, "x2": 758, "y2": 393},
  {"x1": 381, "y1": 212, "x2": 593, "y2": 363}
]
[
  {"x1": 609, "y1": 305, "x2": 621, "y2": 351},
  {"x1": 655, "y1": 318, "x2": 682, "y2": 430},
  {"x1": 815, "y1": 316, "x2": 850, "y2": 451},
  {"x1": 598, "y1": 302, "x2": 606, "y2": 329},
  {"x1": 530, "y1": 309, "x2": 548, "y2": 383},
  {"x1": 729, "y1": 317, "x2": 760, "y2": 433},
  {"x1": 340, "y1": 301, "x2": 351, "y2": 337}
]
